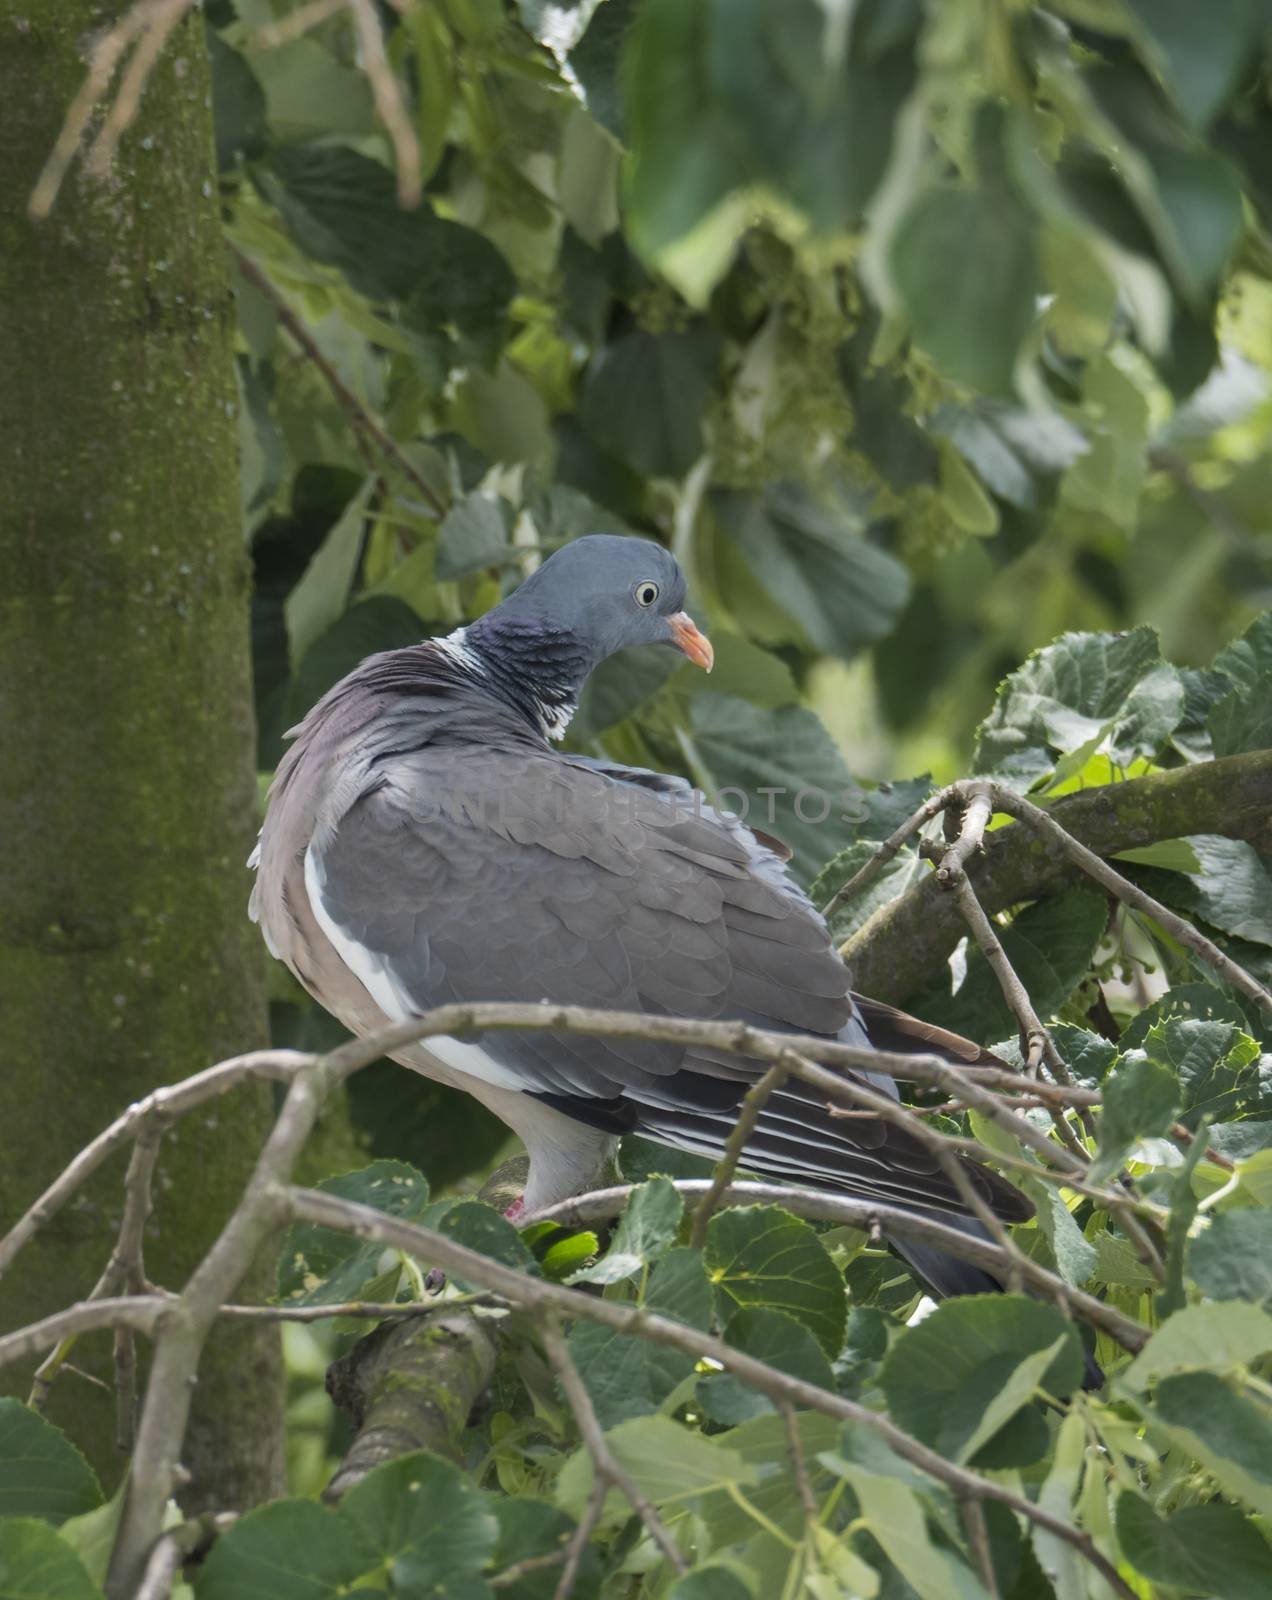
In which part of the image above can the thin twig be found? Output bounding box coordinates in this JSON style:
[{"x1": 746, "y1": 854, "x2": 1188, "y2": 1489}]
[
  {"x1": 231, "y1": 246, "x2": 447, "y2": 515},
  {"x1": 135, "y1": 1512, "x2": 236, "y2": 1600},
  {"x1": 688, "y1": 1062, "x2": 787, "y2": 1248},
  {"x1": 960, "y1": 1496, "x2": 999, "y2": 1599},
  {"x1": 821, "y1": 785, "x2": 956, "y2": 921},
  {"x1": 936, "y1": 782, "x2": 994, "y2": 886},
  {"x1": 285, "y1": 1188, "x2": 1139, "y2": 1600},
  {"x1": 780, "y1": 1403, "x2": 818, "y2": 1524},
  {"x1": 253, "y1": 0, "x2": 348, "y2": 47},
  {"x1": 552, "y1": 1481, "x2": 606, "y2": 1600},
  {"x1": 347, "y1": 0, "x2": 422, "y2": 206},
  {"x1": 0, "y1": 1299, "x2": 167, "y2": 1373},
  {"x1": 28, "y1": 0, "x2": 161, "y2": 218},
  {"x1": 0, "y1": 1050, "x2": 308, "y2": 1283},
  {"x1": 214, "y1": 1291, "x2": 509, "y2": 1323},
  {"x1": 83, "y1": 0, "x2": 195, "y2": 181},
  {"x1": 993, "y1": 784, "x2": 1272, "y2": 1020},
  {"x1": 540, "y1": 1313, "x2": 688, "y2": 1576}
]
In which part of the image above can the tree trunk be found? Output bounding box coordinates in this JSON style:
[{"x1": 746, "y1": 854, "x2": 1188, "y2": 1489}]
[{"x1": 0, "y1": 2, "x2": 285, "y2": 1507}]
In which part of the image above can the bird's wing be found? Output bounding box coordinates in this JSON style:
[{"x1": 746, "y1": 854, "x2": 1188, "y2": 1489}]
[{"x1": 307, "y1": 745, "x2": 1030, "y2": 1220}]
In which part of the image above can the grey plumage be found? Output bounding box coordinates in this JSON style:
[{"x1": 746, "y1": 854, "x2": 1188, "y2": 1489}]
[{"x1": 250, "y1": 536, "x2": 1033, "y2": 1245}]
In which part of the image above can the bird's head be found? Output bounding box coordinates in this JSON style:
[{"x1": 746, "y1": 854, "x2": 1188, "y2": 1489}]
[{"x1": 481, "y1": 535, "x2": 713, "y2": 673}]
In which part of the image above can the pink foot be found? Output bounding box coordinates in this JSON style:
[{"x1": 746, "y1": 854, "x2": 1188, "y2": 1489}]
[{"x1": 503, "y1": 1197, "x2": 526, "y2": 1223}]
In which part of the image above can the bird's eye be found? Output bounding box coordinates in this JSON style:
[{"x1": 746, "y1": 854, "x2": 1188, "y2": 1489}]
[{"x1": 634, "y1": 580, "x2": 660, "y2": 608}]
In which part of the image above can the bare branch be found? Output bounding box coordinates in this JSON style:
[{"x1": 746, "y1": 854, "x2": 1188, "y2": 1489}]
[
  {"x1": 843, "y1": 753, "x2": 1272, "y2": 1003},
  {"x1": 323, "y1": 1307, "x2": 499, "y2": 1500},
  {"x1": 284, "y1": 1188, "x2": 1139, "y2": 1599},
  {"x1": 252, "y1": 0, "x2": 349, "y2": 48},
  {"x1": 994, "y1": 784, "x2": 1272, "y2": 1020},
  {"x1": 960, "y1": 1496, "x2": 999, "y2": 1599},
  {"x1": 231, "y1": 247, "x2": 447, "y2": 516},
  {"x1": 0, "y1": 1298, "x2": 166, "y2": 1373},
  {"x1": 83, "y1": 0, "x2": 195, "y2": 181},
  {"x1": 552, "y1": 1482, "x2": 606, "y2": 1600},
  {"x1": 779, "y1": 1402, "x2": 819, "y2": 1525},
  {"x1": 347, "y1": 0, "x2": 422, "y2": 207},
  {"x1": 524, "y1": 1179, "x2": 1146, "y2": 1351},
  {"x1": 540, "y1": 1313, "x2": 688, "y2": 1576},
  {"x1": 688, "y1": 1062, "x2": 787, "y2": 1249},
  {"x1": 935, "y1": 782, "x2": 994, "y2": 886},
  {"x1": 0, "y1": 1050, "x2": 309, "y2": 1284},
  {"x1": 820, "y1": 784, "x2": 956, "y2": 921}
]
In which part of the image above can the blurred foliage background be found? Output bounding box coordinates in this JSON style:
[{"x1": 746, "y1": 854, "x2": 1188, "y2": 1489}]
[{"x1": 211, "y1": 0, "x2": 1272, "y2": 1198}]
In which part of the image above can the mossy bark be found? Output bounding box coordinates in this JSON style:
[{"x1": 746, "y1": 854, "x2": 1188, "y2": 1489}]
[
  {"x1": 0, "y1": 3, "x2": 285, "y2": 1504},
  {"x1": 844, "y1": 749, "x2": 1272, "y2": 1003}
]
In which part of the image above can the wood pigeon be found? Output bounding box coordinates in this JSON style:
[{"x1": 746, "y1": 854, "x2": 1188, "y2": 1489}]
[{"x1": 250, "y1": 535, "x2": 1032, "y2": 1296}]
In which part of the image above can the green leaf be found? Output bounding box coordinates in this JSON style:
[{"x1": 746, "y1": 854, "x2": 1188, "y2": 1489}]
[
  {"x1": 1053, "y1": 1022, "x2": 1118, "y2": 1084},
  {"x1": 570, "y1": 0, "x2": 637, "y2": 139},
  {"x1": 1126, "y1": 0, "x2": 1262, "y2": 127},
  {"x1": 976, "y1": 626, "x2": 1180, "y2": 771},
  {"x1": 828, "y1": 1468, "x2": 983, "y2": 1600},
  {"x1": 622, "y1": 0, "x2": 750, "y2": 263},
  {"x1": 557, "y1": 1415, "x2": 756, "y2": 1516},
  {"x1": 1209, "y1": 673, "x2": 1272, "y2": 757},
  {"x1": 1137, "y1": 836, "x2": 1272, "y2": 946},
  {"x1": 1164, "y1": 151, "x2": 1242, "y2": 304},
  {"x1": 489, "y1": 1496, "x2": 600, "y2": 1600},
  {"x1": 194, "y1": 1499, "x2": 373, "y2": 1600},
  {"x1": 645, "y1": 1246, "x2": 714, "y2": 1329},
  {"x1": 712, "y1": 483, "x2": 910, "y2": 660},
  {"x1": 0, "y1": 1520, "x2": 103, "y2": 1600},
  {"x1": 689, "y1": 695, "x2": 856, "y2": 882},
  {"x1": 880, "y1": 1296, "x2": 1083, "y2": 1468},
  {"x1": 579, "y1": 327, "x2": 720, "y2": 480},
  {"x1": 268, "y1": 144, "x2": 515, "y2": 337},
  {"x1": 285, "y1": 479, "x2": 376, "y2": 669},
  {"x1": 557, "y1": 1206, "x2": 707, "y2": 1434},
  {"x1": 813, "y1": 840, "x2": 924, "y2": 943},
  {"x1": 567, "y1": 1321, "x2": 696, "y2": 1429},
  {"x1": 432, "y1": 1200, "x2": 540, "y2": 1284},
  {"x1": 704, "y1": 1205, "x2": 846, "y2": 1357},
  {"x1": 892, "y1": 184, "x2": 1038, "y2": 394},
  {"x1": 1214, "y1": 611, "x2": 1272, "y2": 690},
  {"x1": 435, "y1": 492, "x2": 515, "y2": 580},
  {"x1": 209, "y1": 33, "x2": 267, "y2": 171},
  {"x1": 277, "y1": 1160, "x2": 430, "y2": 1307},
  {"x1": 573, "y1": 644, "x2": 682, "y2": 739},
  {"x1": 1151, "y1": 1371, "x2": 1272, "y2": 1515},
  {"x1": 0, "y1": 1401, "x2": 102, "y2": 1525},
  {"x1": 1113, "y1": 838, "x2": 1202, "y2": 872},
  {"x1": 569, "y1": 1177, "x2": 683, "y2": 1285},
  {"x1": 1029, "y1": 1185, "x2": 1098, "y2": 1288},
  {"x1": 251, "y1": 40, "x2": 375, "y2": 142},
  {"x1": 56, "y1": 1485, "x2": 123, "y2": 1590},
  {"x1": 339, "y1": 1451, "x2": 499, "y2": 1594},
  {"x1": 1090, "y1": 1052, "x2": 1178, "y2": 1180},
  {"x1": 930, "y1": 402, "x2": 1088, "y2": 510},
  {"x1": 1115, "y1": 1492, "x2": 1272, "y2": 1600},
  {"x1": 668, "y1": 1570, "x2": 755, "y2": 1600},
  {"x1": 287, "y1": 598, "x2": 428, "y2": 728},
  {"x1": 1124, "y1": 1301, "x2": 1272, "y2": 1388},
  {"x1": 698, "y1": 1307, "x2": 835, "y2": 1425},
  {"x1": 1142, "y1": 1016, "x2": 1265, "y2": 1127},
  {"x1": 1190, "y1": 1209, "x2": 1272, "y2": 1307}
]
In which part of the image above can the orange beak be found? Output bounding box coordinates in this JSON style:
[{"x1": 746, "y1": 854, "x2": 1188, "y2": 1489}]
[{"x1": 669, "y1": 612, "x2": 714, "y2": 672}]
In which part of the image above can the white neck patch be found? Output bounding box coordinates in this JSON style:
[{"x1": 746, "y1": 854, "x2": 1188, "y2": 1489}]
[{"x1": 432, "y1": 625, "x2": 488, "y2": 676}]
